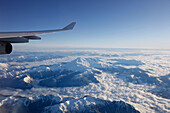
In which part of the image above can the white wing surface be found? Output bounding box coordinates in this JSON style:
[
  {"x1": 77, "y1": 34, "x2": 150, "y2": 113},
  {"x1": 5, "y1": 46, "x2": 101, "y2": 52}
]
[{"x1": 0, "y1": 22, "x2": 76, "y2": 43}]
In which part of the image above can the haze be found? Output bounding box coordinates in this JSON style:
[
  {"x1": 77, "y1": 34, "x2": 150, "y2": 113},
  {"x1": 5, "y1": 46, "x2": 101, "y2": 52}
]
[{"x1": 0, "y1": 0, "x2": 170, "y2": 49}]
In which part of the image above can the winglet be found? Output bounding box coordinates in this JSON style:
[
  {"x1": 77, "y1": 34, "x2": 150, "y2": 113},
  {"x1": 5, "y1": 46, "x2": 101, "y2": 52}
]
[{"x1": 63, "y1": 22, "x2": 76, "y2": 30}]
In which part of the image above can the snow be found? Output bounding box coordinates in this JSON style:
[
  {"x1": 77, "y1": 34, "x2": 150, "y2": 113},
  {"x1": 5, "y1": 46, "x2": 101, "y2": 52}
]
[
  {"x1": 24, "y1": 76, "x2": 34, "y2": 83},
  {"x1": 43, "y1": 96, "x2": 105, "y2": 113},
  {"x1": 0, "y1": 48, "x2": 170, "y2": 113},
  {"x1": 0, "y1": 63, "x2": 8, "y2": 69}
]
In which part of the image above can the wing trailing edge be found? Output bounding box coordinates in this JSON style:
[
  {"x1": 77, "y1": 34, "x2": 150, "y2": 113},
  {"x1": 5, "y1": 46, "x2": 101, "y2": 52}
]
[{"x1": 0, "y1": 22, "x2": 76, "y2": 42}]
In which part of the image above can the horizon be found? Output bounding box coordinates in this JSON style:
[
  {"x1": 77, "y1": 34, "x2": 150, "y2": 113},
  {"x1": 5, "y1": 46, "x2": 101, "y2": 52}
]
[
  {"x1": 1, "y1": 0, "x2": 170, "y2": 49},
  {"x1": 0, "y1": 1, "x2": 170, "y2": 112}
]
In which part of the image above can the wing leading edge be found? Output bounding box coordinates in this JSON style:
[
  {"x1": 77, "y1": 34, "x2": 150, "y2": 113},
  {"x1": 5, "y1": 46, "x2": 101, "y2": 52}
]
[{"x1": 0, "y1": 22, "x2": 76, "y2": 43}]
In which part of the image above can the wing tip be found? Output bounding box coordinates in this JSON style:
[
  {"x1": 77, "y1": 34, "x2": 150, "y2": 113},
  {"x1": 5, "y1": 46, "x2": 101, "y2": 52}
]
[{"x1": 63, "y1": 22, "x2": 76, "y2": 30}]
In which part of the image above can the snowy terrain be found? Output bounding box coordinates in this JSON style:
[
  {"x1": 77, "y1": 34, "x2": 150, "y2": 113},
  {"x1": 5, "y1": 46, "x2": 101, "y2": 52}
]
[{"x1": 0, "y1": 48, "x2": 170, "y2": 113}]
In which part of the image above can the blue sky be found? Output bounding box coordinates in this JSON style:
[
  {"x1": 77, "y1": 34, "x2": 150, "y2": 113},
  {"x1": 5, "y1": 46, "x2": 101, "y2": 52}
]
[{"x1": 0, "y1": 0, "x2": 170, "y2": 49}]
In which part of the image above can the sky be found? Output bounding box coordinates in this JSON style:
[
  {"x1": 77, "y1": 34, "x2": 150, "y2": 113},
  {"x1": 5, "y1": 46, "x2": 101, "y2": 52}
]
[{"x1": 0, "y1": 0, "x2": 170, "y2": 49}]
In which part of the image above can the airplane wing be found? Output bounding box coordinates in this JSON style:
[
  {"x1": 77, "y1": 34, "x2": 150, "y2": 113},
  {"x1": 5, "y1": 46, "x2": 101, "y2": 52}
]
[{"x1": 0, "y1": 22, "x2": 76, "y2": 43}]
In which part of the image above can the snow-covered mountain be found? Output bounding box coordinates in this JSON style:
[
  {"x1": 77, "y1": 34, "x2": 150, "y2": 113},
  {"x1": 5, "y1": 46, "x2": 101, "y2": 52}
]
[
  {"x1": 0, "y1": 48, "x2": 170, "y2": 113},
  {"x1": 0, "y1": 95, "x2": 139, "y2": 113}
]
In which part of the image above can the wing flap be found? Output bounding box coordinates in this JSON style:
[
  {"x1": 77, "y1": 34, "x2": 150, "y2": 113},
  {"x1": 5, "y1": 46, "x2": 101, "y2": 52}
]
[{"x1": 23, "y1": 36, "x2": 41, "y2": 40}]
